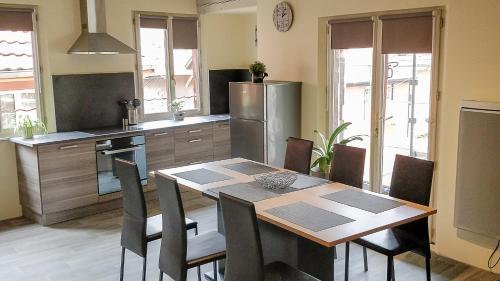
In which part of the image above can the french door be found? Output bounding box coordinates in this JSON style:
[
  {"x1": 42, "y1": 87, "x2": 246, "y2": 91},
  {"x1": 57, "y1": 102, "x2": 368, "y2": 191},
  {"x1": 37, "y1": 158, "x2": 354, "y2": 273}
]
[{"x1": 329, "y1": 10, "x2": 441, "y2": 194}]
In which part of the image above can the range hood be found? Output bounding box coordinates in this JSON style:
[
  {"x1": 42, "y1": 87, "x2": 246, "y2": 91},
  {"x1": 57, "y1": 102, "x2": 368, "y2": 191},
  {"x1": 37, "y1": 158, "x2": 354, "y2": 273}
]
[{"x1": 68, "y1": 0, "x2": 136, "y2": 54}]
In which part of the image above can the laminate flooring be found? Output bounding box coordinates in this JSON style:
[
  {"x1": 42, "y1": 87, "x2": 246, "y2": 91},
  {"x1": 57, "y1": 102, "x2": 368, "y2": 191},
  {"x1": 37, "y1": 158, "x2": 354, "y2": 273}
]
[{"x1": 0, "y1": 198, "x2": 498, "y2": 281}]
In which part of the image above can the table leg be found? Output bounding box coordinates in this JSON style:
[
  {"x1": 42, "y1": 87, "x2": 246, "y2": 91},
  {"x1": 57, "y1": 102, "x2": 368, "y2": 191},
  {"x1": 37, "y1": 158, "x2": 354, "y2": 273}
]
[{"x1": 298, "y1": 237, "x2": 335, "y2": 281}]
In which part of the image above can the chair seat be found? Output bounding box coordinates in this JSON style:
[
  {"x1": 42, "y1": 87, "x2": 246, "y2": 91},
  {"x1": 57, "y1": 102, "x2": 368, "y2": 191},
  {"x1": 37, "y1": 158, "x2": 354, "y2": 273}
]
[
  {"x1": 146, "y1": 214, "x2": 198, "y2": 241},
  {"x1": 264, "y1": 261, "x2": 320, "y2": 281},
  {"x1": 186, "y1": 231, "x2": 226, "y2": 267},
  {"x1": 354, "y1": 228, "x2": 425, "y2": 256}
]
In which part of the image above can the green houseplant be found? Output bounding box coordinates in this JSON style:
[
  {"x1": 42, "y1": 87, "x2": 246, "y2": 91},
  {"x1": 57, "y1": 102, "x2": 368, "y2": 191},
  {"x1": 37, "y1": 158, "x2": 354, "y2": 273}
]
[
  {"x1": 249, "y1": 61, "x2": 269, "y2": 83},
  {"x1": 170, "y1": 100, "x2": 185, "y2": 121},
  {"x1": 16, "y1": 116, "x2": 47, "y2": 139},
  {"x1": 311, "y1": 122, "x2": 364, "y2": 177}
]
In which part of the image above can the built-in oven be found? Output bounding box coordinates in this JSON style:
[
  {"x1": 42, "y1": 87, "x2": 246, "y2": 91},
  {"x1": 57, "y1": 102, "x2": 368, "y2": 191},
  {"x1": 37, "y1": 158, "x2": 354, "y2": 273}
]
[{"x1": 96, "y1": 135, "x2": 147, "y2": 195}]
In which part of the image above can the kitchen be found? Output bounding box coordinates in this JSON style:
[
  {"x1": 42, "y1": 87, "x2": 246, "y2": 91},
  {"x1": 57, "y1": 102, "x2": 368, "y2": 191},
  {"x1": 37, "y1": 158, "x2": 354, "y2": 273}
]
[{"x1": 0, "y1": 0, "x2": 499, "y2": 281}]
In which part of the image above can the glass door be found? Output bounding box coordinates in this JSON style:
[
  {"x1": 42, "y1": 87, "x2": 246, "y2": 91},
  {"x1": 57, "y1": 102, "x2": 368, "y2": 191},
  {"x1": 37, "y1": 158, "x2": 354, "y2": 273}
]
[
  {"x1": 332, "y1": 48, "x2": 373, "y2": 189},
  {"x1": 380, "y1": 53, "x2": 433, "y2": 193}
]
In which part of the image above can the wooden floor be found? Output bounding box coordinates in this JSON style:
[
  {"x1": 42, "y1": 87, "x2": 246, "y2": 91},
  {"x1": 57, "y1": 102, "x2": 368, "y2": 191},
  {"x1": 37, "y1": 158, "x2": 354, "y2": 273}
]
[{"x1": 0, "y1": 198, "x2": 498, "y2": 281}]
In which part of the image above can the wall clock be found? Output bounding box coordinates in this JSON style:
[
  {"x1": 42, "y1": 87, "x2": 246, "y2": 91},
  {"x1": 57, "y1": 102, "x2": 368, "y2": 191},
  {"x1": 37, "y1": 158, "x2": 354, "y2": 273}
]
[{"x1": 273, "y1": 1, "x2": 293, "y2": 32}]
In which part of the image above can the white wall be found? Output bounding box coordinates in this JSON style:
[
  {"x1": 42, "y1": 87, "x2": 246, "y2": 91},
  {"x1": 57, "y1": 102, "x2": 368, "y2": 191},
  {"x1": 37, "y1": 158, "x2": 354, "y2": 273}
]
[
  {"x1": 0, "y1": 0, "x2": 198, "y2": 220},
  {"x1": 256, "y1": 0, "x2": 500, "y2": 273}
]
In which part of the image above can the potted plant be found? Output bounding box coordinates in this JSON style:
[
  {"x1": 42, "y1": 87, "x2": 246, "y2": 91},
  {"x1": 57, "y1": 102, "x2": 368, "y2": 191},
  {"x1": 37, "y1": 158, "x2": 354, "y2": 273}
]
[
  {"x1": 170, "y1": 100, "x2": 185, "y2": 121},
  {"x1": 311, "y1": 122, "x2": 364, "y2": 179},
  {"x1": 16, "y1": 116, "x2": 47, "y2": 139},
  {"x1": 249, "y1": 61, "x2": 269, "y2": 83}
]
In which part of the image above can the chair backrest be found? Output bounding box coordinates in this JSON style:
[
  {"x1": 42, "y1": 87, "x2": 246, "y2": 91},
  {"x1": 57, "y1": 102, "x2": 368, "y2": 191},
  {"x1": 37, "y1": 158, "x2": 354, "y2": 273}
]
[
  {"x1": 219, "y1": 192, "x2": 265, "y2": 281},
  {"x1": 390, "y1": 154, "x2": 435, "y2": 251},
  {"x1": 115, "y1": 158, "x2": 148, "y2": 257},
  {"x1": 155, "y1": 173, "x2": 188, "y2": 281},
  {"x1": 329, "y1": 144, "x2": 366, "y2": 188},
  {"x1": 389, "y1": 154, "x2": 434, "y2": 206},
  {"x1": 284, "y1": 137, "x2": 314, "y2": 175}
]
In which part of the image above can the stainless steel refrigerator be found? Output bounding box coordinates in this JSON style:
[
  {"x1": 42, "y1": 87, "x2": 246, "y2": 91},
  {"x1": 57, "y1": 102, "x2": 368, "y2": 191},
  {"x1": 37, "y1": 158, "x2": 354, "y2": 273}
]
[{"x1": 229, "y1": 81, "x2": 301, "y2": 167}]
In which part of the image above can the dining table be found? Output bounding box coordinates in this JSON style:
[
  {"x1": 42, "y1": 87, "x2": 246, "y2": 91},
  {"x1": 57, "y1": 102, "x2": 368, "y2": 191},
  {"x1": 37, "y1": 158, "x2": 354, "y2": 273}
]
[{"x1": 156, "y1": 158, "x2": 437, "y2": 281}]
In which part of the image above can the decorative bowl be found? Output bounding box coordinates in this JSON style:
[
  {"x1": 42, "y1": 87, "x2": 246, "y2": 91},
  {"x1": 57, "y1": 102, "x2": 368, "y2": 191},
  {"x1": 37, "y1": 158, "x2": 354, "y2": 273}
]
[{"x1": 254, "y1": 171, "x2": 298, "y2": 190}]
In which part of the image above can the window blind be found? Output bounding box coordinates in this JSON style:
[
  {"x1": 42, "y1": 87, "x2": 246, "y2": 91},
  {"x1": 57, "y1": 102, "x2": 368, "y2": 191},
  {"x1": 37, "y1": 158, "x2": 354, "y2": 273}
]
[
  {"x1": 139, "y1": 16, "x2": 168, "y2": 29},
  {"x1": 329, "y1": 18, "x2": 373, "y2": 49},
  {"x1": 0, "y1": 9, "x2": 34, "y2": 31},
  {"x1": 172, "y1": 18, "x2": 198, "y2": 49},
  {"x1": 381, "y1": 13, "x2": 433, "y2": 54}
]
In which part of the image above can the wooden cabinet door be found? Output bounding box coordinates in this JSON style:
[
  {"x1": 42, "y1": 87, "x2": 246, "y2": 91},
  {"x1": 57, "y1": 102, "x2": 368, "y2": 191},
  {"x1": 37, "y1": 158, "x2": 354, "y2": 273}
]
[
  {"x1": 38, "y1": 140, "x2": 98, "y2": 213},
  {"x1": 213, "y1": 121, "x2": 231, "y2": 160},
  {"x1": 145, "y1": 129, "x2": 175, "y2": 172},
  {"x1": 174, "y1": 123, "x2": 214, "y2": 164}
]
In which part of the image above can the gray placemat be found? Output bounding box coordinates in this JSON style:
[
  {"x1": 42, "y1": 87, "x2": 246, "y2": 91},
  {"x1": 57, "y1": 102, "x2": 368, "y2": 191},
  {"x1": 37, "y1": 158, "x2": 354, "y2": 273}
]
[
  {"x1": 321, "y1": 189, "x2": 404, "y2": 214},
  {"x1": 207, "y1": 183, "x2": 280, "y2": 202},
  {"x1": 290, "y1": 174, "x2": 330, "y2": 189},
  {"x1": 223, "y1": 161, "x2": 278, "y2": 175},
  {"x1": 265, "y1": 202, "x2": 355, "y2": 232},
  {"x1": 172, "y1": 168, "x2": 232, "y2": 185}
]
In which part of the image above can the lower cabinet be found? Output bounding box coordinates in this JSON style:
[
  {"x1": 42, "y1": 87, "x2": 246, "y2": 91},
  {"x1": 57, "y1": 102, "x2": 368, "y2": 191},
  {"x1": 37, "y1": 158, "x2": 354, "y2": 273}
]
[{"x1": 213, "y1": 120, "x2": 231, "y2": 160}]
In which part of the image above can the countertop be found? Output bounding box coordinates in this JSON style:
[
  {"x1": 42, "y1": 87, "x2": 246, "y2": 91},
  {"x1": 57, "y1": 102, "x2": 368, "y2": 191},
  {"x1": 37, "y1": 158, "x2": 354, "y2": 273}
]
[{"x1": 10, "y1": 114, "x2": 230, "y2": 147}]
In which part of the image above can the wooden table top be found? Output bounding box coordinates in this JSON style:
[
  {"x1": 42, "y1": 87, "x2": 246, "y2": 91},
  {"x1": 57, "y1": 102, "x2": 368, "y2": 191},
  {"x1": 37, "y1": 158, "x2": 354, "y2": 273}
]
[{"x1": 157, "y1": 158, "x2": 437, "y2": 248}]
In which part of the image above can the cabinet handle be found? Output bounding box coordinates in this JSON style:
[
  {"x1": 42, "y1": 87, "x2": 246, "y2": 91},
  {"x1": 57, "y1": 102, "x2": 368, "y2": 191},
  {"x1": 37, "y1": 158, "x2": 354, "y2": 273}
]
[
  {"x1": 189, "y1": 161, "x2": 203, "y2": 165},
  {"x1": 188, "y1": 139, "x2": 202, "y2": 143},
  {"x1": 59, "y1": 145, "x2": 79, "y2": 150},
  {"x1": 188, "y1": 129, "x2": 202, "y2": 133},
  {"x1": 154, "y1": 132, "x2": 169, "y2": 137}
]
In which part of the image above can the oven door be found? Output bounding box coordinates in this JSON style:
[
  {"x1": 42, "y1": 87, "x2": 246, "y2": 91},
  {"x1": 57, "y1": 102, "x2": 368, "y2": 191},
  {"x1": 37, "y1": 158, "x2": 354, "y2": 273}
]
[{"x1": 96, "y1": 136, "x2": 147, "y2": 195}]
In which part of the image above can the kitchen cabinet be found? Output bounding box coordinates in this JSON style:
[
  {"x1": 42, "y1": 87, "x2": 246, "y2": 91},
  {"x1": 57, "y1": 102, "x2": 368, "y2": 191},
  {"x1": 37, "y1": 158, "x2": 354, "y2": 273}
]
[
  {"x1": 174, "y1": 123, "x2": 214, "y2": 165},
  {"x1": 213, "y1": 120, "x2": 231, "y2": 160},
  {"x1": 145, "y1": 129, "x2": 175, "y2": 172}
]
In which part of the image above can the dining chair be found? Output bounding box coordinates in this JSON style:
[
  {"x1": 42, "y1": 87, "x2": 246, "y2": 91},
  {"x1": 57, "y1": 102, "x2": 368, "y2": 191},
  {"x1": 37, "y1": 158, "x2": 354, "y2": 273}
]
[
  {"x1": 284, "y1": 137, "x2": 314, "y2": 175},
  {"x1": 115, "y1": 159, "x2": 198, "y2": 281},
  {"x1": 155, "y1": 173, "x2": 226, "y2": 281},
  {"x1": 329, "y1": 144, "x2": 367, "y2": 261},
  {"x1": 344, "y1": 154, "x2": 435, "y2": 281},
  {"x1": 329, "y1": 144, "x2": 366, "y2": 189},
  {"x1": 219, "y1": 192, "x2": 320, "y2": 281}
]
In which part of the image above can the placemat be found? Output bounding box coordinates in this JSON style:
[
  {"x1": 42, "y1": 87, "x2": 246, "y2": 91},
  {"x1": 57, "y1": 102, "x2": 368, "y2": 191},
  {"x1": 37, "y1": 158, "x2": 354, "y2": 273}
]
[
  {"x1": 321, "y1": 189, "x2": 404, "y2": 214},
  {"x1": 290, "y1": 174, "x2": 330, "y2": 189},
  {"x1": 265, "y1": 202, "x2": 354, "y2": 232},
  {"x1": 207, "y1": 183, "x2": 280, "y2": 202},
  {"x1": 172, "y1": 168, "x2": 232, "y2": 185},
  {"x1": 223, "y1": 161, "x2": 278, "y2": 175}
]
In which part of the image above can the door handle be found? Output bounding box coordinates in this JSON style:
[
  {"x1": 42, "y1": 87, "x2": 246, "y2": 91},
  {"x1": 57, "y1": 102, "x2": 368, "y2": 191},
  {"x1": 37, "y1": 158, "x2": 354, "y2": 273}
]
[
  {"x1": 154, "y1": 132, "x2": 169, "y2": 137},
  {"x1": 188, "y1": 139, "x2": 202, "y2": 143},
  {"x1": 59, "y1": 144, "x2": 79, "y2": 150},
  {"x1": 188, "y1": 161, "x2": 203, "y2": 165},
  {"x1": 101, "y1": 146, "x2": 140, "y2": 155},
  {"x1": 188, "y1": 129, "x2": 202, "y2": 133}
]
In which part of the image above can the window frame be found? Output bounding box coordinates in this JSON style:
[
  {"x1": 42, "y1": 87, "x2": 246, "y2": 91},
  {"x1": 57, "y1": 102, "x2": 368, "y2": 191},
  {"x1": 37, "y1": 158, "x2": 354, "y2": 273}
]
[
  {"x1": 134, "y1": 12, "x2": 202, "y2": 122},
  {"x1": 0, "y1": 5, "x2": 44, "y2": 138}
]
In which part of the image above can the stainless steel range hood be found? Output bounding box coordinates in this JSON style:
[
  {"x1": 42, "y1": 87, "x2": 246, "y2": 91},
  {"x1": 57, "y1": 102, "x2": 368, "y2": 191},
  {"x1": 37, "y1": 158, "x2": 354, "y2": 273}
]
[{"x1": 68, "y1": 0, "x2": 136, "y2": 54}]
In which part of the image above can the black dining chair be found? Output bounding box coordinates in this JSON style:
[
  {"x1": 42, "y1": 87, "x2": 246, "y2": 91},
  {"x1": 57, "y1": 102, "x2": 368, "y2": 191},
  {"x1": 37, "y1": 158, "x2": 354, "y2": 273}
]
[
  {"x1": 344, "y1": 154, "x2": 435, "y2": 281},
  {"x1": 155, "y1": 173, "x2": 226, "y2": 281},
  {"x1": 284, "y1": 137, "x2": 314, "y2": 175},
  {"x1": 330, "y1": 144, "x2": 367, "y2": 261},
  {"x1": 115, "y1": 159, "x2": 198, "y2": 281},
  {"x1": 219, "y1": 192, "x2": 320, "y2": 281},
  {"x1": 330, "y1": 144, "x2": 366, "y2": 189}
]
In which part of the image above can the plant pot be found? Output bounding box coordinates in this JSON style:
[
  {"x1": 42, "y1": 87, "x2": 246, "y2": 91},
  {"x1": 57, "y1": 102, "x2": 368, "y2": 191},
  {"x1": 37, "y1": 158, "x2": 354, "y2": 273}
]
[
  {"x1": 252, "y1": 74, "x2": 264, "y2": 83},
  {"x1": 310, "y1": 166, "x2": 330, "y2": 180},
  {"x1": 173, "y1": 111, "x2": 184, "y2": 121}
]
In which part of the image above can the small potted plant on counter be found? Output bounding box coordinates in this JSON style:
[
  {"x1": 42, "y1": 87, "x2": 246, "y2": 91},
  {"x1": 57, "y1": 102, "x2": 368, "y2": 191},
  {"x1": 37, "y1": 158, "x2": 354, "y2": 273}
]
[
  {"x1": 16, "y1": 116, "x2": 47, "y2": 139},
  {"x1": 311, "y1": 122, "x2": 364, "y2": 179},
  {"x1": 249, "y1": 61, "x2": 269, "y2": 83},
  {"x1": 170, "y1": 100, "x2": 185, "y2": 121}
]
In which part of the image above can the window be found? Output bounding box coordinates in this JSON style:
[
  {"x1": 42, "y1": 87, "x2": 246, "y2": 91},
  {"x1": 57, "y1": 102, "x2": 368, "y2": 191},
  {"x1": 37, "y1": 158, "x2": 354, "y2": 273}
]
[
  {"x1": 0, "y1": 8, "x2": 41, "y2": 137},
  {"x1": 328, "y1": 11, "x2": 441, "y2": 194},
  {"x1": 136, "y1": 15, "x2": 200, "y2": 118}
]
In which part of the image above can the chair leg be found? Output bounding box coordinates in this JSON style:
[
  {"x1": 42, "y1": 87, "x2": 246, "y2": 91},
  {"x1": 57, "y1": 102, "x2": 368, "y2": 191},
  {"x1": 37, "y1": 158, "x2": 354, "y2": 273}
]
[
  {"x1": 334, "y1": 246, "x2": 337, "y2": 259},
  {"x1": 344, "y1": 242, "x2": 350, "y2": 281},
  {"x1": 387, "y1": 256, "x2": 394, "y2": 281},
  {"x1": 120, "y1": 247, "x2": 125, "y2": 281},
  {"x1": 195, "y1": 225, "x2": 199, "y2": 235},
  {"x1": 159, "y1": 271, "x2": 163, "y2": 281},
  {"x1": 425, "y1": 252, "x2": 431, "y2": 281},
  {"x1": 213, "y1": 261, "x2": 218, "y2": 281},
  {"x1": 363, "y1": 246, "x2": 368, "y2": 272},
  {"x1": 392, "y1": 262, "x2": 395, "y2": 281},
  {"x1": 142, "y1": 255, "x2": 147, "y2": 281},
  {"x1": 197, "y1": 266, "x2": 201, "y2": 281}
]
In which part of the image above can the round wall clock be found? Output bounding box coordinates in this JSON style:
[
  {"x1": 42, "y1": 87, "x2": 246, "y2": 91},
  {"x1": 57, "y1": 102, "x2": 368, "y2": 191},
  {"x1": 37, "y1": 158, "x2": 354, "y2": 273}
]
[{"x1": 273, "y1": 1, "x2": 293, "y2": 32}]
